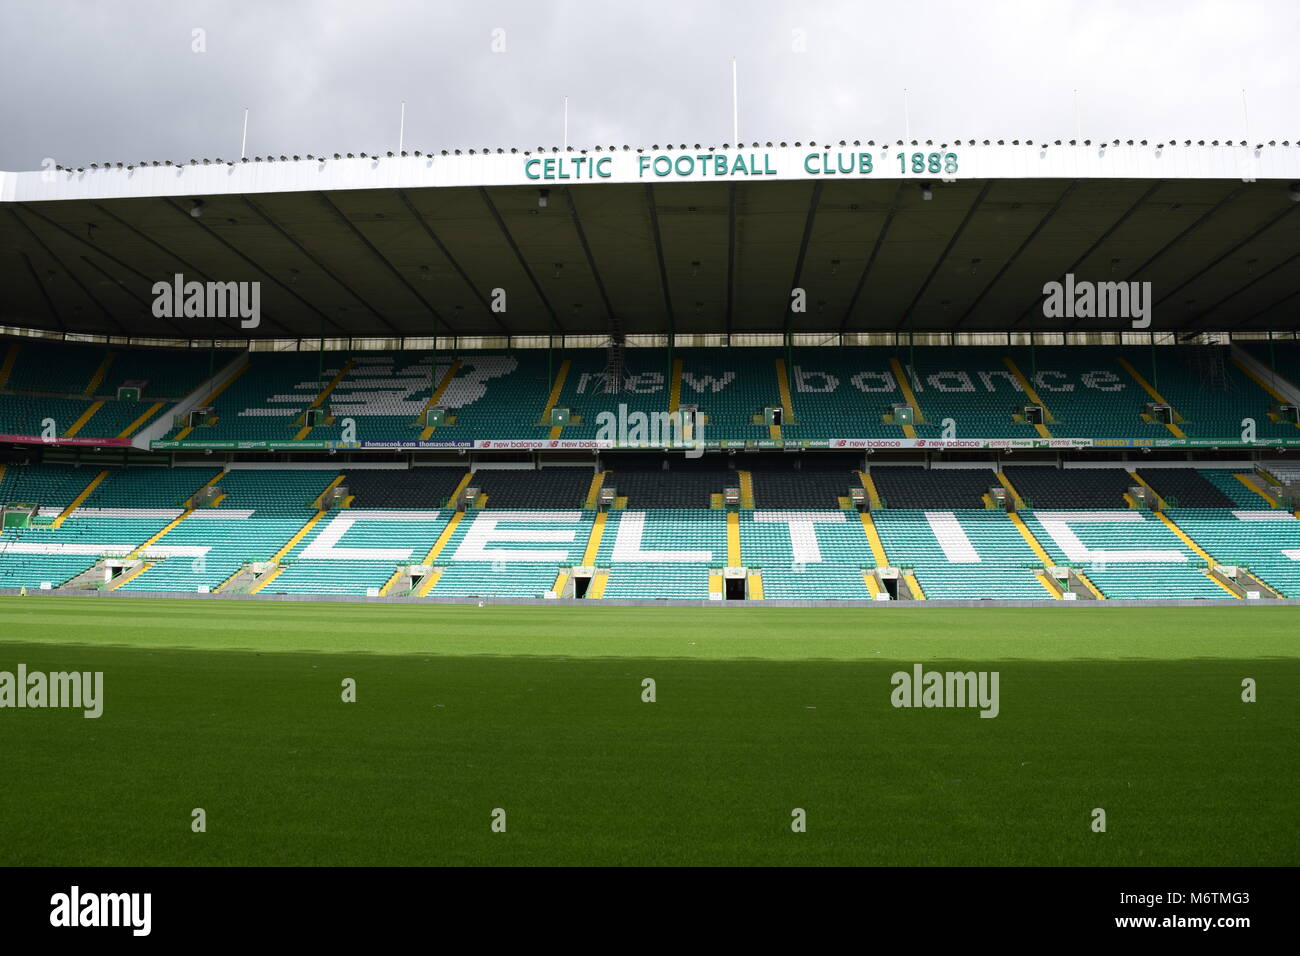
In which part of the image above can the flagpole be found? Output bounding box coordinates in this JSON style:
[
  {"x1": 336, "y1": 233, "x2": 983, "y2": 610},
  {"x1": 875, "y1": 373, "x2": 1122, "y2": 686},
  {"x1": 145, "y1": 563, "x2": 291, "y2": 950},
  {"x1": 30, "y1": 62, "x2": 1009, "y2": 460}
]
[{"x1": 731, "y1": 58, "x2": 739, "y2": 144}]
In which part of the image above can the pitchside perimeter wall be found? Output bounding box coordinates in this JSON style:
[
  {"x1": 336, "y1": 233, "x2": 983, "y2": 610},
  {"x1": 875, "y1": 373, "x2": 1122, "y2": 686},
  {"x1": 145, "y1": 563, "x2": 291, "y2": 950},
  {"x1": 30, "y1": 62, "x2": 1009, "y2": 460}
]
[{"x1": 5, "y1": 589, "x2": 1296, "y2": 608}]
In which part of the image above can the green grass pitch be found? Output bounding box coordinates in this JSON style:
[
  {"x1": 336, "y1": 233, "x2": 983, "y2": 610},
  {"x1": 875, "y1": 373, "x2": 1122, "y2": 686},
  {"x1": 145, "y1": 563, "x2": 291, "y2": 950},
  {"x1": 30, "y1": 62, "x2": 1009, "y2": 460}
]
[{"x1": 0, "y1": 596, "x2": 1296, "y2": 866}]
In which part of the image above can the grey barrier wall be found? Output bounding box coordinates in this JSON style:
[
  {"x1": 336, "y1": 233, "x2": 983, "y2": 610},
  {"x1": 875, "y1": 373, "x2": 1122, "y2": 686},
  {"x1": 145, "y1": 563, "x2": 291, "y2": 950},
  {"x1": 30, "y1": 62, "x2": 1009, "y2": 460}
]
[{"x1": 3, "y1": 588, "x2": 1299, "y2": 608}]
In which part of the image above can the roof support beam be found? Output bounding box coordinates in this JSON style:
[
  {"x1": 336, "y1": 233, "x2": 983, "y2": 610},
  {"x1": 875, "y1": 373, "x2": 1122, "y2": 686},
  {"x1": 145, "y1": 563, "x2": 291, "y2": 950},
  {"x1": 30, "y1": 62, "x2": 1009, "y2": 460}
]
[
  {"x1": 725, "y1": 184, "x2": 737, "y2": 339},
  {"x1": 315, "y1": 191, "x2": 445, "y2": 336},
  {"x1": 87, "y1": 201, "x2": 267, "y2": 335},
  {"x1": 241, "y1": 195, "x2": 398, "y2": 335},
  {"x1": 1059, "y1": 182, "x2": 1250, "y2": 331},
  {"x1": 7, "y1": 174, "x2": 1300, "y2": 339},
  {"x1": 561, "y1": 187, "x2": 617, "y2": 333},
  {"x1": 395, "y1": 189, "x2": 508, "y2": 335},
  {"x1": 954, "y1": 180, "x2": 1079, "y2": 329},
  {"x1": 1186, "y1": 247, "x2": 1300, "y2": 332},
  {"x1": 6, "y1": 207, "x2": 123, "y2": 334},
  {"x1": 897, "y1": 180, "x2": 992, "y2": 329},
  {"x1": 19, "y1": 251, "x2": 63, "y2": 331},
  {"x1": 1120, "y1": 186, "x2": 1245, "y2": 280},
  {"x1": 477, "y1": 186, "x2": 562, "y2": 332},
  {"x1": 1011, "y1": 180, "x2": 1166, "y2": 329},
  {"x1": 162, "y1": 197, "x2": 345, "y2": 336},
  {"x1": 786, "y1": 181, "x2": 824, "y2": 339},
  {"x1": 77, "y1": 254, "x2": 160, "y2": 326},
  {"x1": 1230, "y1": 283, "x2": 1300, "y2": 330},
  {"x1": 1150, "y1": 202, "x2": 1297, "y2": 314},
  {"x1": 839, "y1": 182, "x2": 905, "y2": 334},
  {"x1": 644, "y1": 184, "x2": 674, "y2": 339},
  {"x1": 1060, "y1": 183, "x2": 1274, "y2": 332},
  {"x1": 14, "y1": 204, "x2": 185, "y2": 335}
]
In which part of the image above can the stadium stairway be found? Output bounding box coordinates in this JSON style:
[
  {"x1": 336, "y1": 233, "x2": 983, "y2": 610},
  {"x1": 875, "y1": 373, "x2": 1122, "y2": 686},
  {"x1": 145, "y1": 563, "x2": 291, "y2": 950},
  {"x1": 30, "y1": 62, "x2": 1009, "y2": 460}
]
[
  {"x1": 0, "y1": 340, "x2": 216, "y2": 442},
  {"x1": 119, "y1": 469, "x2": 342, "y2": 593},
  {"x1": 993, "y1": 471, "x2": 1027, "y2": 510},
  {"x1": 1, "y1": 510, "x2": 178, "y2": 590},
  {"x1": 49, "y1": 471, "x2": 110, "y2": 528},
  {"x1": 0, "y1": 465, "x2": 211, "y2": 590},
  {"x1": 1170, "y1": 509, "x2": 1300, "y2": 596},
  {"x1": 265, "y1": 509, "x2": 451, "y2": 596},
  {"x1": 595, "y1": 509, "x2": 725, "y2": 599},
  {"x1": 539, "y1": 358, "x2": 572, "y2": 438},
  {"x1": 1209, "y1": 470, "x2": 1281, "y2": 509},
  {"x1": 409, "y1": 511, "x2": 465, "y2": 596},
  {"x1": 742, "y1": 510, "x2": 873, "y2": 600},
  {"x1": 1019, "y1": 508, "x2": 1235, "y2": 600},
  {"x1": 246, "y1": 510, "x2": 332, "y2": 595},
  {"x1": 1135, "y1": 469, "x2": 1237, "y2": 509},
  {"x1": 542, "y1": 352, "x2": 659, "y2": 442},
  {"x1": 293, "y1": 360, "x2": 357, "y2": 440},
  {"x1": 583, "y1": 471, "x2": 610, "y2": 509},
  {"x1": 0, "y1": 342, "x2": 19, "y2": 389},
  {"x1": 874, "y1": 510, "x2": 1045, "y2": 600},
  {"x1": 418, "y1": 359, "x2": 462, "y2": 440},
  {"x1": 421, "y1": 509, "x2": 593, "y2": 598}
]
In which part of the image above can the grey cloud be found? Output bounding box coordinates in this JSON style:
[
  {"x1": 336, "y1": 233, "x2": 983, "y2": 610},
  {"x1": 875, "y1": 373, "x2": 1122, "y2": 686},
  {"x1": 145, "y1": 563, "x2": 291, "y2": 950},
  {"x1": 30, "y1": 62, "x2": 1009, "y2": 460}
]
[{"x1": 1, "y1": 0, "x2": 1296, "y2": 171}]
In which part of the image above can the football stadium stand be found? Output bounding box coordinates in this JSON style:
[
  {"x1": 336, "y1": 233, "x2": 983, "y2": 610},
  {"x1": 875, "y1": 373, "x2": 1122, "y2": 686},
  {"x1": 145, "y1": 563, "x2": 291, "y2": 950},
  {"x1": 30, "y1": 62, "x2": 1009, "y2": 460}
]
[
  {"x1": 1135, "y1": 469, "x2": 1239, "y2": 509},
  {"x1": 343, "y1": 467, "x2": 466, "y2": 509},
  {"x1": 8, "y1": 332, "x2": 1300, "y2": 602},
  {"x1": 1171, "y1": 509, "x2": 1300, "y2": 596},
  {"x1": 871, "y1": 467, "x2": 996, "y2": 510},
  {"x1": 464, "y1": 468, "x2": 590, "y2": 509},
  {"x1": 1017, "y1": 507, "x2": 1229, "y2": 600},
  {"x1": 6, "y1": 458, "x2": 1300, "y2": 601},
  {"x1": 0, "y1": 340, "x2": 225, "y2": 442},
  {"x1": 748, "y1": 458, "x2": 859, "y2": 509},
  {"x1": 6, "y1": 134, "x2": 1300, "y2": 605},
  {"x1": 9, "y1": 337, "x2": 1300, "y2": 451},
  {"x1": 1000, "y1": 467, "x2": 1132, "y2": 510},
  {"x1": 874, "y1": 509, "x2": 1046, "y2": 600},
  {"x1": 740, "y1": 511, "x2": 875, "y2": 600}
]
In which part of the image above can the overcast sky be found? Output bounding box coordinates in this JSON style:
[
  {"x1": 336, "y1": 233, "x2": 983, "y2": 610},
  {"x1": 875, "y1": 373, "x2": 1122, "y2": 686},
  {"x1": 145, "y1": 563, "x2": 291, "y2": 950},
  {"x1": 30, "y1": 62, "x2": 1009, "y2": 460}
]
[{"x1": 1, "y1": 0, "x2": 1296, "y2": 170}]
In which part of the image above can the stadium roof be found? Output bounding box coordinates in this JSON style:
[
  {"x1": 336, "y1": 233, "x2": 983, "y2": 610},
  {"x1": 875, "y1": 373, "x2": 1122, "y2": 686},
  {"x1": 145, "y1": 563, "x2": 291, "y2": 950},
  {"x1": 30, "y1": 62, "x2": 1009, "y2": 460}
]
[{"x1": 2, "y1": 143, "x2": 1299, "y2": 340}]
